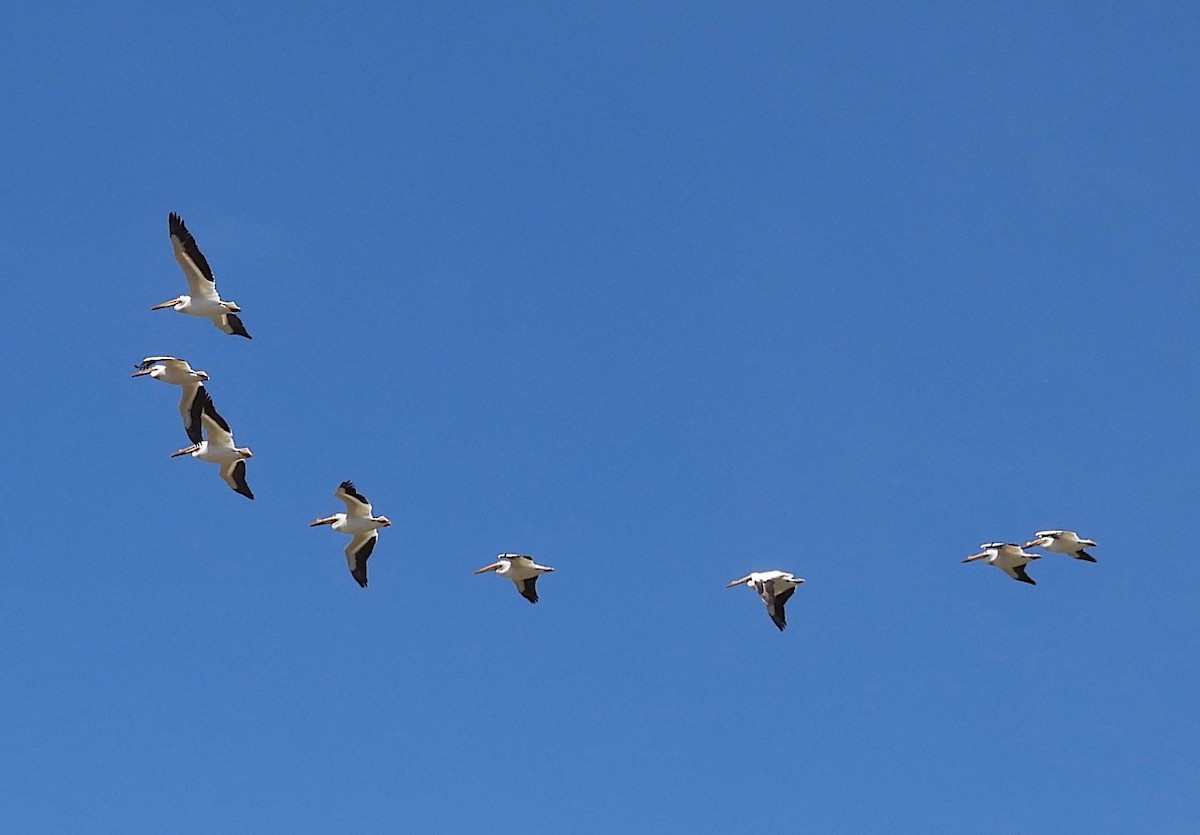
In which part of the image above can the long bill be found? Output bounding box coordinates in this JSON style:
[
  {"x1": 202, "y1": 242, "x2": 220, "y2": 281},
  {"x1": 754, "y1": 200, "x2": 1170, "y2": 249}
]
[
  {"x1": 170, "y1": 444, "x2": 201, "y2": 458},
  {"x1": 473, "y1": 562, "x2": 503, "y2": 575},
  {"x1": 962, "y1": 552, "x2": 989, "y2": 563},
  {"x1": 725, "y1": 575, "x2": 753, "y2": 588},
  {"x1": 309, "y1": 516, "x2": 338, "y2": 527},
  {"x1": 151, "y1": 298, "x2": 181, "y2": 310}
]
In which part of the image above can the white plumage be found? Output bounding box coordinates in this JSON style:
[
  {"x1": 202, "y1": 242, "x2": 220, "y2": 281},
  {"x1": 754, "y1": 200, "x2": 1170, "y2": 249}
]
[
  {"x1": 474, "y1": 554, "x2": 555, "y2": 604},
  {"x1": 309, "y1": 481, "x2": 393, "y2": 587},
  {"x1": 962, "y1": 542, "x2": 1041, "y2": 584},
  {"x1": 151, "y1": 213, "x2": 251, "y2": 338},
  {"x1": 726, "y1": 570, "x2": 805, "y2": 631}
]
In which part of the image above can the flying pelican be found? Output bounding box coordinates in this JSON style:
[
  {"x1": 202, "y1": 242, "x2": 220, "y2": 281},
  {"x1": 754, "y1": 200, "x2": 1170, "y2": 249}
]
[
  {"x1": 726, "y1": 570, "x2": 805, "y2": 631},
  {"x1": 474, "y1": 554, "x2": 555, "y2": 604},
  {"x1": 151, "y1": 213, "x2": 251, "y2": 338},
  {"x1": 962, "y1": 542, "x2": 1041, "y2": 585},
  {"x1": 309, "y1": 481, "x2": 393, "y2": 588},
  {"x1": 1024, "y1": 530, "x2": 1098, "y2": 562},
  {"x1": 132, "y1": 356, "x2": 210, "y2": 444},
  {"x1": 169, "y1": 390, "x2": 254, "y2": 499}
]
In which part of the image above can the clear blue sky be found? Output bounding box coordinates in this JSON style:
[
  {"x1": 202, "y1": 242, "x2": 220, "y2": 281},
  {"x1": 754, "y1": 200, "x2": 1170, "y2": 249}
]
[{"x1": 2, "y1": 2, "x2": 1198, "y2": 831}]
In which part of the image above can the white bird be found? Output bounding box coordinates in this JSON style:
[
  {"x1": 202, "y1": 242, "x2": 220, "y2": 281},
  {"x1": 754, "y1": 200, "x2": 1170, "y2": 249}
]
[
  {"x1": 132, "y1": 356, "x2": 210, "y2": 444},
  {"x1": 962, "y1": 542, "x2": 1041, "y2": 585},
  {"x1": 309, "y1": 481, "x2": 393, "y2": 588},
  {"x1": 474, "y1": 554, "x2": 555, "y2": 604},
  {"x1": 726, "y1": 570, "x2": 805, "y2": 631},
  {"x1": 151, "y1": 213, "x2": 251, "y2": 338},
  {"x1": 1024, "y1": 530, "x2": 1098, "y2": 562},
  {"x1": 169, "y1": 390, "x2": 254, "y2": 500}
]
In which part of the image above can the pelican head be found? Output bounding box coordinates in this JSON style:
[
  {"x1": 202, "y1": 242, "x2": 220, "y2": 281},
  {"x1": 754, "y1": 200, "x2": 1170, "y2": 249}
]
[
  {"x1": 170, "y1": 443, "x2": 201, "y2": 458},
  {"x1": 309, "y1": 515, "x2": 339, "y2": 527},
  {"x1": 474, "y1": 559, "x2": 509, "y2": 576},
  {"x1": 375, "y1": 516, "x2": 393, "y2": 527},
  {"x1": 962, "y1": 551, "x2": 991, "y2": 563},
  {"x1": 151, "y1": 295, "x2": 187, "y2": 311},
  {"x1": 725, "y1": 574, "x2": 754, "y2": 589},
  {"x1": 1023, "y1": 535, "x2": 1052, "y2": 550},
  {"x1": 223, "y1": 300, "x2": 242, "y2": 313},
  {"x1": 236, "y1": 448, "x2": 254, "y2": 459}
]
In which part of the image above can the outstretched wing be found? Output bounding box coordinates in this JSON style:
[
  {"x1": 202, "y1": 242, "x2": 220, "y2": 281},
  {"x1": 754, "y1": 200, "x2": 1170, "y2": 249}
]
[
  {"x1": 753, "y1": 578, "x2": 786, "y2": 630},
  {"x1": 214, "y1": 313, "x2": 252, "y2": 339},
  {"x1": 345, "y1": 532, "x2": 378, "y2": 588},
  {"x1": 197, "y1": 390, "x2": 237, "y2": 448},
  {"x1": 517, "y1": 575, "x2": 540, "y2": 604},
  {"x1": 169, "y1": 213, "x2": 220, "y2": 302},
  {"x1": 1003, "y1": 564, "x2": 1036, "y2": 585},
  {"x1": 219, "y1": 459, "x2": 254, "y2": 500},
  {"x1": 770, "y1": 585, "x2": 797, "y2": 631},
  {"x1": 336, "y1": 481, "x2": 373, "y2": 518},
  {"x1": 136, "y1": 356, "x2": 183, "y2": 373},
  {"x1": 179, "y1": 383, "x2": 207, "y2": 444}
]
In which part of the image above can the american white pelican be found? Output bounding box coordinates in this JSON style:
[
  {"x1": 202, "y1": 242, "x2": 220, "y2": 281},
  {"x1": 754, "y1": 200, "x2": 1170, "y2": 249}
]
[
  {"x1": 474, "y1": 554, "x2": 555, "y2": 604},
  {"x1": 151, "y1": 213, "x2": 251, "y2": 338},
  {"x1": 309, "y1": 481, "x2": 393, "y2": 588},
  {"x1": 726, "y1": 570, "x2": 805, "y2": 631},
  {"x1": 1024, "y1": 530, "x2": 1098, "y2": 562},
  {"x1": 169, "y1": 390, "x2": 254, "y2": 500},
  {"x1": 963, "y1": 542, "x2": 1041, "y2": 585},
  {"x1": 132, "y1": 356, "x2": 210, "y2": 444}
]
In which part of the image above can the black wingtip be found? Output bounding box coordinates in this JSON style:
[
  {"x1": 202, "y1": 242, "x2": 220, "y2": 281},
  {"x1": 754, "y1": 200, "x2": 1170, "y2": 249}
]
[
  {"x1": 519, "y1": 576, "x2": 540, "y2": 604},
  {"x1": 224, "y1": 313, "x2": 252, "y2": 339},
  {"x1": 1077, "y1": 551, "x2": 1097, "y2": 562},
  {"x1": 339, "y1": 481, "x2": 370, "y2": 505},
  {"x1": 184, "y1": 384, "x2": 207, "y2": 444},
  {"x1": 233, "y1": 463, "x2": 254, "y2": 500},
  {"x1": 1012, "y1": 565, "x2": 1036, "y2": 585}
]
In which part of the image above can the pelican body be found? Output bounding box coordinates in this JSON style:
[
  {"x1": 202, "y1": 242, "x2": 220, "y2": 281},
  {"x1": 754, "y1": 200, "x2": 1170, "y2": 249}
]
[
  {"x1": 963, "y1": 542, "x2": 1041, "y2": 585},
  {"x1": 152, "y1": 213, "x2": 251, "y2": 338},
  {"x1": 170, "y1": 389, "x2": 254, "y2": 499},
  {"x1": 1024, "y1": 530, "x2": 1097, "y2": 562},
  {"x1": 133, "y1": 356, "x2": 210, "y2": 444},
  {"x1": 309, "y1": 481, "x2": 392, "y2": 588},
  {"x1": 726, "y1": 570, "x2": 805, "y2": 631},
  {"x1": 474, "y1": 554, "x2": 555, "y2": 604}
]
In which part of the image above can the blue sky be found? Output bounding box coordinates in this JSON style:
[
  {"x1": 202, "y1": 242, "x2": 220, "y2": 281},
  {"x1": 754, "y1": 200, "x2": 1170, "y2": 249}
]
[{"x1": 2, "y1": 2, "x2": 1198, "y2": 831}]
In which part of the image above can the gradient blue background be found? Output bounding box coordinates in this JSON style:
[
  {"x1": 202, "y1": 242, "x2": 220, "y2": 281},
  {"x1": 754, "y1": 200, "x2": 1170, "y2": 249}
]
[{"x1": 2, "y1": 3, "x2": 1198, "y2": 831}]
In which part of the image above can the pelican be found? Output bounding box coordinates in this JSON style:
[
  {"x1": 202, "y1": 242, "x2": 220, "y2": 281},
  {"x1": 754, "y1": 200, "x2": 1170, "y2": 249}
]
[
  {"x1": 151, "y1": 213, "x2": 251, "y2": 338},
  {"x1": 474, "y1": 554, "x2": 555, "y2": 604},
  {"x1": 726, "y1": 570, "x2": 805, "y2": 631},
  {"x1": 962, "y1": 542, "x2": 1041, "y2": 585},
  {"x1": 169, "y1": 390, "x2": 254, "y2": 499},
  {"x1": 1024, "y1": 530, "x2": 1097, "y2": 562},
  {"x1": 309, "y1": 481, "x2": 392, "y2": 588},
  {"x1": 132, "y1": 356, "x2": 210, "y2": 444}
]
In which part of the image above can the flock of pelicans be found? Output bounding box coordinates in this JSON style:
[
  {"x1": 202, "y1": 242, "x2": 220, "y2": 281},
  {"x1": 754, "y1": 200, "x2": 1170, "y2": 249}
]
[{"x1": 134, "y1": 212, "x2": 1099, "y2": 630}]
